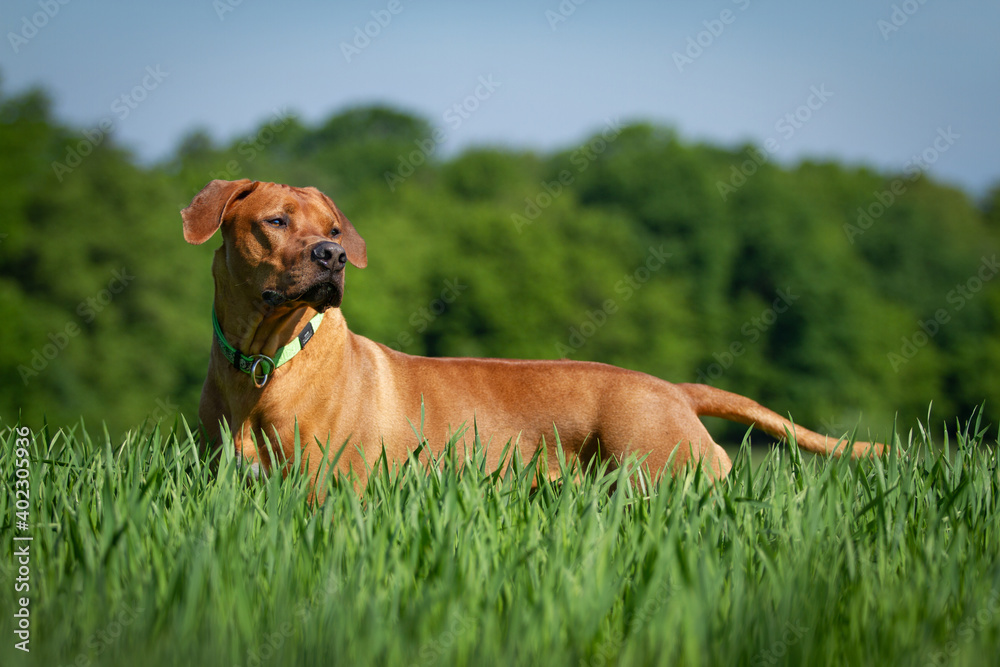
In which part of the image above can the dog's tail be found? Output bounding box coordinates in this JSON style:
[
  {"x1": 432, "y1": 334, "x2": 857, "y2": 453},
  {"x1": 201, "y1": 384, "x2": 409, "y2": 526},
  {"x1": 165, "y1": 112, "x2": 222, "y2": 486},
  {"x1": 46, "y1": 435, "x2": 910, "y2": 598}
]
[{"x1": 677, "y1": 383, "x2": 884, "y2": 457}]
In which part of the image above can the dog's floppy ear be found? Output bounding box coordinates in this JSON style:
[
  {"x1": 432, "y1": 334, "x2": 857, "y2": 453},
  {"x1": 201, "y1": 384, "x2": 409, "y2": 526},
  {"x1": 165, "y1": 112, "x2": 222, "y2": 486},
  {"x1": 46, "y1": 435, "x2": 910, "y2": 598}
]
[
  {"x1": 318, "y1": 191, "x2": 367, "y2": 269},
  {"x1": 182, "y1": 179, "x2": 257, "y2": 245}
]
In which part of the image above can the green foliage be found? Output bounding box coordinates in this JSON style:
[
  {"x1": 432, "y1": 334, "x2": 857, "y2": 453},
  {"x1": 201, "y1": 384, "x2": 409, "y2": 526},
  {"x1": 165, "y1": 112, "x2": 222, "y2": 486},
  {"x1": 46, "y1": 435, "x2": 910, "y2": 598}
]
[
  {"x1": 1, "y1": 81, "x2": 998, "y2": 438},
  {"x1": 2, "y1": 417, "x2": 999, "y2": 666}
]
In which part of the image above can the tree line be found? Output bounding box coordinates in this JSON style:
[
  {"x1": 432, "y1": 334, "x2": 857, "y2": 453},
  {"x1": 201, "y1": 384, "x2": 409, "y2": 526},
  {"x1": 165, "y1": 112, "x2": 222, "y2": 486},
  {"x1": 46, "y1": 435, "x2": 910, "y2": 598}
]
[{"x1": 2, "y1": 82, "x2": 998, "y2": 442}]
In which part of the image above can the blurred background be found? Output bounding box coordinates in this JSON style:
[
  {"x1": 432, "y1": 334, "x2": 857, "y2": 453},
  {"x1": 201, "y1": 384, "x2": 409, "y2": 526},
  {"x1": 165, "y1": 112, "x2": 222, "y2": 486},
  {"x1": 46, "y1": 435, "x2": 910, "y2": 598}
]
[{"x1": 1, "y1": 0, "x2": 998, "y2": 443}]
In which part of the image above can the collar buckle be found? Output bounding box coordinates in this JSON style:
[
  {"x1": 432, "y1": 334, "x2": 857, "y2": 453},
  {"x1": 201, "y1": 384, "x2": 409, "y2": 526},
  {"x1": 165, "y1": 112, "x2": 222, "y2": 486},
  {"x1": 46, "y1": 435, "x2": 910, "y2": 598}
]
[
  {"x1": 212, "y1": 308, "x2": 323, "y2": 389},
  {"x1": 249, "y1": 354, "x2": 275, "y2": 388}
]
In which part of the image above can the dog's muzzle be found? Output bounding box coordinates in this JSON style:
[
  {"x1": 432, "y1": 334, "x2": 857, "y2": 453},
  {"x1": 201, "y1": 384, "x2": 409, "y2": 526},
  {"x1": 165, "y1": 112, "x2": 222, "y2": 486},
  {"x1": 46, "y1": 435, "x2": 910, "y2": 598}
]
[{"x1": 259, "y1": 241, "x2": 348, "y2": 311}]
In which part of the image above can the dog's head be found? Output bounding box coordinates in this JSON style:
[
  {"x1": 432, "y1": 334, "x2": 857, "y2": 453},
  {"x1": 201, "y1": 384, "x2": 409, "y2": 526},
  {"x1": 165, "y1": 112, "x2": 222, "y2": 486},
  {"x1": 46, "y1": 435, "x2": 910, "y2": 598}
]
[{"x1": 182, "y1": 179, "x2": 366, "y2": 310}]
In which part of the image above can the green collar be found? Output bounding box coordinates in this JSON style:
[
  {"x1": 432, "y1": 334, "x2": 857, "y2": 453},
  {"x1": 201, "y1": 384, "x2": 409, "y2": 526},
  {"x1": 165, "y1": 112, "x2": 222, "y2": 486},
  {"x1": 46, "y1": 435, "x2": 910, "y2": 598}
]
[{"x1": 212, "y1": 309, "x2": 324, "y2": 388}]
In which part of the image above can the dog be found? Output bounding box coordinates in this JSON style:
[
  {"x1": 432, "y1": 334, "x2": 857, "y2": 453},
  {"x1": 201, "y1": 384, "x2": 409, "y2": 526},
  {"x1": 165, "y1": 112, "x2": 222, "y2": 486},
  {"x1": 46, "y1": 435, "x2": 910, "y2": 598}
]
[{"x1": 182, "y1": 179, "x2": 883, "y2": 494}]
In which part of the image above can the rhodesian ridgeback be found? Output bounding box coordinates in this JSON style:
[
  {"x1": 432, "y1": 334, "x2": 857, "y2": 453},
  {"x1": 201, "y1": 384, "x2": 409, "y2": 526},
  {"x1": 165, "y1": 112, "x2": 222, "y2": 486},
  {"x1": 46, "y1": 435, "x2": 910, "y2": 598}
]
[{"x1": 182, "y1": 179, "x2": 883, "y2": 493}]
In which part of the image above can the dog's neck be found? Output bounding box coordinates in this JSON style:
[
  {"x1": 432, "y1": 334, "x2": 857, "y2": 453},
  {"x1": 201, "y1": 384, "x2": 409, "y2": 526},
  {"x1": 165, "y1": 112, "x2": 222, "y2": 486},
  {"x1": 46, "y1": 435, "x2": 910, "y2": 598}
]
[
  {"x1": 216, "y1": 298, "x2": 318, "y2": 358},
  {"x1": 211, "y1": 275, "x2": 326, "y2": 360}
]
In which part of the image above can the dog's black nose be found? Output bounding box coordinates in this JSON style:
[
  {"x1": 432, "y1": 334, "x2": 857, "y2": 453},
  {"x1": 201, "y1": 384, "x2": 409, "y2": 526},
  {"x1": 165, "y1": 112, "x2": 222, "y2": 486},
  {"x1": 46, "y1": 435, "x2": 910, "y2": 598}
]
[{"x1": 311, "y1": 241, "x2": 347, "y2": 271}]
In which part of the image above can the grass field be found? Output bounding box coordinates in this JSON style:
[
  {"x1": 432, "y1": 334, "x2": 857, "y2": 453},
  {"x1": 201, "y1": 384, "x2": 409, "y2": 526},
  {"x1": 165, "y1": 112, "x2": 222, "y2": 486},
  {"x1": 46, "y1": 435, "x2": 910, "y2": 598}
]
[{"x1": 2, "y1": 414, "x2": 999, "y2": 667}]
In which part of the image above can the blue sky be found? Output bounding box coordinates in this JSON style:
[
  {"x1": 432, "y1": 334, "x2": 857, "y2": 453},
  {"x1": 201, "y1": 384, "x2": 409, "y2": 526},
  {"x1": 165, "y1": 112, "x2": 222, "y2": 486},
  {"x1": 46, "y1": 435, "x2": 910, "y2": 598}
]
[{"x1": 2, "y1": 0, "x2": 997, "y2": 195}]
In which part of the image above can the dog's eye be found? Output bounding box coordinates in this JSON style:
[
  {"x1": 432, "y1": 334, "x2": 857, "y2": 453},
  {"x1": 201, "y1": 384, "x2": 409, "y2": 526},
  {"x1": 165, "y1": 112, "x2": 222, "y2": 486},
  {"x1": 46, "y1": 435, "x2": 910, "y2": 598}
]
[
  {"x1": 265, "y1": 218, "x2": 286, "y2": 228},
  {"x1": 330, "y1": 228, "x2": 341, "y2": 237}
]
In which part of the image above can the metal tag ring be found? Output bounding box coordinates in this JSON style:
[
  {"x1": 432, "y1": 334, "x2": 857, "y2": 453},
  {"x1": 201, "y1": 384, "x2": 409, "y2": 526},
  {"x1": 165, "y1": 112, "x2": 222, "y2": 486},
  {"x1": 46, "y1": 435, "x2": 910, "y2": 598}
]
[{"x1": 249, "y1": 354, "x2": 275, "y2": 389}]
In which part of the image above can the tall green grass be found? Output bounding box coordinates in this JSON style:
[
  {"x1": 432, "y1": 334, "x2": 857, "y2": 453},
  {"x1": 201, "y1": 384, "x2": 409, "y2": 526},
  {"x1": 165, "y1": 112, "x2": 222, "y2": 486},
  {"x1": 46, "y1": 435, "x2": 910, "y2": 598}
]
[{"x1": 1, "y1": 413, "x2": 999, "y2": 667}]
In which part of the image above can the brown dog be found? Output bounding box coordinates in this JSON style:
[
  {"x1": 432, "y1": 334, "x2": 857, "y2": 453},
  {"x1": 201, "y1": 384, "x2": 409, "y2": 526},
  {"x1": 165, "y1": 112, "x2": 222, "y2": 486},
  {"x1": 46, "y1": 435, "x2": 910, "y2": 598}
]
[{"x1": 182, "y1": 179, "x2": 882, "y2": 492}]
